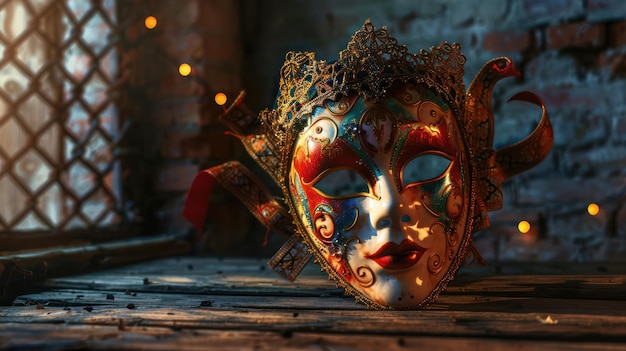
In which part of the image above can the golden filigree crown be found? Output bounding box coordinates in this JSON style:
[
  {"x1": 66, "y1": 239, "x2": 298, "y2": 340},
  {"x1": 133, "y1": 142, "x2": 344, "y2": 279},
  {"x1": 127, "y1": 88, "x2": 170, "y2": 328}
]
[{"x1": 252, "y1": 20, "x2": 467, "y2": 184}]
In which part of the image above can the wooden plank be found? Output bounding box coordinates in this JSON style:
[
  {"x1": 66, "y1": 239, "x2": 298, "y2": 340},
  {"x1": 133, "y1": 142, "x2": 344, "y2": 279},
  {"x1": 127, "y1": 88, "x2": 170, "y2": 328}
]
[
  {"x1": 4, "y1": 296, "x2": 626, "y2": 341},
  {"x1": 5, "y1": 256, "x2": 626, "y2": 349},
  {"x1": 446, "y1": 275, "x2": 626, "y2": 300},
  {"x1": 1, "y1": 323, "x2": 622, "y2": 351},
  {"x1": 456, "y1": 261, "x2": 626, "y2": 276},
  {"x1": 37, "y1": 256, "x2": 342, "y2": 298},
  {"x1": 13, "y1": 288, "x2": 364, "y2": 311},
  {"x1": 0, "y1": 226, "x2": 146, "y2": 255},
  {"x1": 14, "y1": 287, "x2": 626, "y2": 316},
  {"x1": 39, "y1": 257, "x2": 626, "y2": 301},
  {"x1": 58, "y1": 256, "x2": 626, "y2": 277},
  {"x1": 0, "y1": 235, "x2": 191, "y2": 304}
]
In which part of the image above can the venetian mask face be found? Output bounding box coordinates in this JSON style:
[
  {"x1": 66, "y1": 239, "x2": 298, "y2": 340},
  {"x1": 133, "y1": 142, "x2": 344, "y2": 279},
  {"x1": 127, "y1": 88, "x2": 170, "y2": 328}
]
[
  {"x1": 288, "y1": 84, "x2": 470, "y2": 308},
  {"x1": 183, "y1": 21, "x2": 553, "y2": 311}
]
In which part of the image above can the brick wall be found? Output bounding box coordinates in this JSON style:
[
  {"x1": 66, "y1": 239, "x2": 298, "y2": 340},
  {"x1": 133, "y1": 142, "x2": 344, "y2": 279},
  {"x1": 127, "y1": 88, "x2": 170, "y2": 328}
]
[{"x1": 145, "y1": 0, "x2": 626, "y2": 262}]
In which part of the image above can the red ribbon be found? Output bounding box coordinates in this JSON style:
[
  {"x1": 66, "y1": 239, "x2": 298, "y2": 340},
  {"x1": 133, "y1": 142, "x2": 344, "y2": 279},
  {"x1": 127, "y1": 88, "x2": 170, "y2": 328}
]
[{"x1": 182, "y1": 170, "x2": 216, "y2": 238}]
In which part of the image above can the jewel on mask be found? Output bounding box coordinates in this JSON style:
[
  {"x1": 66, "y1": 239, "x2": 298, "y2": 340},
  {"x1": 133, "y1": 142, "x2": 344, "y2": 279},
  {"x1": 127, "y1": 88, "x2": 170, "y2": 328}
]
[{"x1": 329, "y1": 234, "x2": 345, "y2": 258}]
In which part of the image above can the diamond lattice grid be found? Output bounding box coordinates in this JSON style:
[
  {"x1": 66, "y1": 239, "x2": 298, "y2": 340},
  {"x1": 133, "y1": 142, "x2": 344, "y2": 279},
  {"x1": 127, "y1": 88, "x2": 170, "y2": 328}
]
[{"x1": 0, "y1": 0, "x2": 121, "y2": 231}]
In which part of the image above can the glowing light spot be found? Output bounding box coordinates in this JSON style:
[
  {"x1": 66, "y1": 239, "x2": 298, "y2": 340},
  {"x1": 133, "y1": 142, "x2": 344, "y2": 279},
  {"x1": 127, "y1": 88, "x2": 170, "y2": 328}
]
[
  {"x1": 518, "y1": 220, "x2": 531, "y2": 234},
  {"x1": 415, "y1": 277, "x2": 423, "y2": 286},
  {"x1": 587, "y1": 203, "x2": 600, "y2": 216},
  {"x1": 144, "y1": 16, "x2": 157, "y2": 29},
  {"x1": 214, "y1": 92, "x2": 227, "y2": 106},
  {"x1": 178, "y1": 63, "x2": 192, "y2": 76},
  {"x1": 156, "y1": 276, "x2": 195, "y2": 284},
  {"x1": 414, "y1": 226, "x2": 429, "y2": 241}
]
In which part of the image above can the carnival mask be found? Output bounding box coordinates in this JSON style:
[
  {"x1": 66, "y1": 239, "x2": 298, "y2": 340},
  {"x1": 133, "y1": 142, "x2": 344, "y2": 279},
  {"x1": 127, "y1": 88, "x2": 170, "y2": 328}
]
[{"x1": 183, "y1": 20, "x2": 553, "y2": 309}]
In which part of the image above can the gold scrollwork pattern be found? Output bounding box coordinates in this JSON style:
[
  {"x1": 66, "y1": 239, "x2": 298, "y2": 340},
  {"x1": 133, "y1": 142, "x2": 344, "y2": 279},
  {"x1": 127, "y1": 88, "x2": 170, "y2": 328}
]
[
  {"x1": 343, "y1": 207, "x2": 359, "y2": 232},
  {"x1": 447, "y1": 226, "x2": 458, "y2": 248},
  {"x1": 428, "y1": 222, "x2": 449, "y2": 276},
  {"x1": 354, "y1": 265, "x2": 375, "y2": 288},
  {"x1": 427, "y1": 253, "x2": 443, "y2": 275},
  {"x1": 343, "y1": 237, "x2": 376, "y2": 288}
]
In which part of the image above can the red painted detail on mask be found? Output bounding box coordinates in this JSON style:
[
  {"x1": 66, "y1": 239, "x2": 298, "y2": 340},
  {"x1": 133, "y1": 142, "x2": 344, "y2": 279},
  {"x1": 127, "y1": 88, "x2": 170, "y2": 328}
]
[
  {"x1": 293, "y1": 138, "x2": 376, "y2": 192},
  {"x1": 366, "y1": 239, "x2": 426, "y2": 270}
]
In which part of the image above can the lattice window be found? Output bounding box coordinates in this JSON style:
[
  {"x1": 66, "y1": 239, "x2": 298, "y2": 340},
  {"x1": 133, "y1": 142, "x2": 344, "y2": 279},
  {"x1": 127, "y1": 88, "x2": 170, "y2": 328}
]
[{"x1": 0, "y1": 0, "x2": 121, "y2": 231}]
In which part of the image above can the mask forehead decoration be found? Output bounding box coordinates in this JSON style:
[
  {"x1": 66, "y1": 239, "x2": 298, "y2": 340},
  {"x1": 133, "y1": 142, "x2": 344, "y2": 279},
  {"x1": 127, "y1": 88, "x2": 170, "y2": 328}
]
[{"x1": 183, "y1": 20, "x2": 553, "y2": 309}]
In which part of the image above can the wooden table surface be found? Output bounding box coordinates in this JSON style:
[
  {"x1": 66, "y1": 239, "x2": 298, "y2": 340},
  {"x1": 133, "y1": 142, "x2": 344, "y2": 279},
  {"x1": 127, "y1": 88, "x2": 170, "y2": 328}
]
[{"x1": 1, "y1": 256, "x2": 626, "y2": 350}]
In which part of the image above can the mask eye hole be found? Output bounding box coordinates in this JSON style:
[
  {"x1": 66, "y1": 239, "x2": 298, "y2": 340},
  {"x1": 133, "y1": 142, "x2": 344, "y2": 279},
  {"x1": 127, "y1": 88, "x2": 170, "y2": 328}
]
[
  {"x1": 402, "y1": 153, "x2": 452, "y2": 188},
  {"x1": 313, "y1": 169, "x2": 370, "y2": 198}
]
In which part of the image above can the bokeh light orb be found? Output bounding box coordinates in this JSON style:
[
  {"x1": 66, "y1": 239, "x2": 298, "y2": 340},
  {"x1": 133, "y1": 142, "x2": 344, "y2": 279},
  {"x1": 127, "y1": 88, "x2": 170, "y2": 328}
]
[
  {"x1": 587, "y1": 203, "x2": 600, "y2": 216},
  {"x1": 179, "y1": 63, "x2": 192, "y2": 77},
  {"x1": 145, "y1": 16, "x2": 157, "y2": 29},
  {"x1": 215, "y1": 92, "x2": 227, "y2": 106},
  {"x1": 518, "y1": 220, "x2": 531, "y2": 234}
]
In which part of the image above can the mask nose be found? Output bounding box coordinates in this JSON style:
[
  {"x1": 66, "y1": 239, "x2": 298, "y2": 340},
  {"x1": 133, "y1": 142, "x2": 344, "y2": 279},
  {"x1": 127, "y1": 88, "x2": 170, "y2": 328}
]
[{"x1": 369, "y1": 176, "x2": 414, "y2": 231}]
